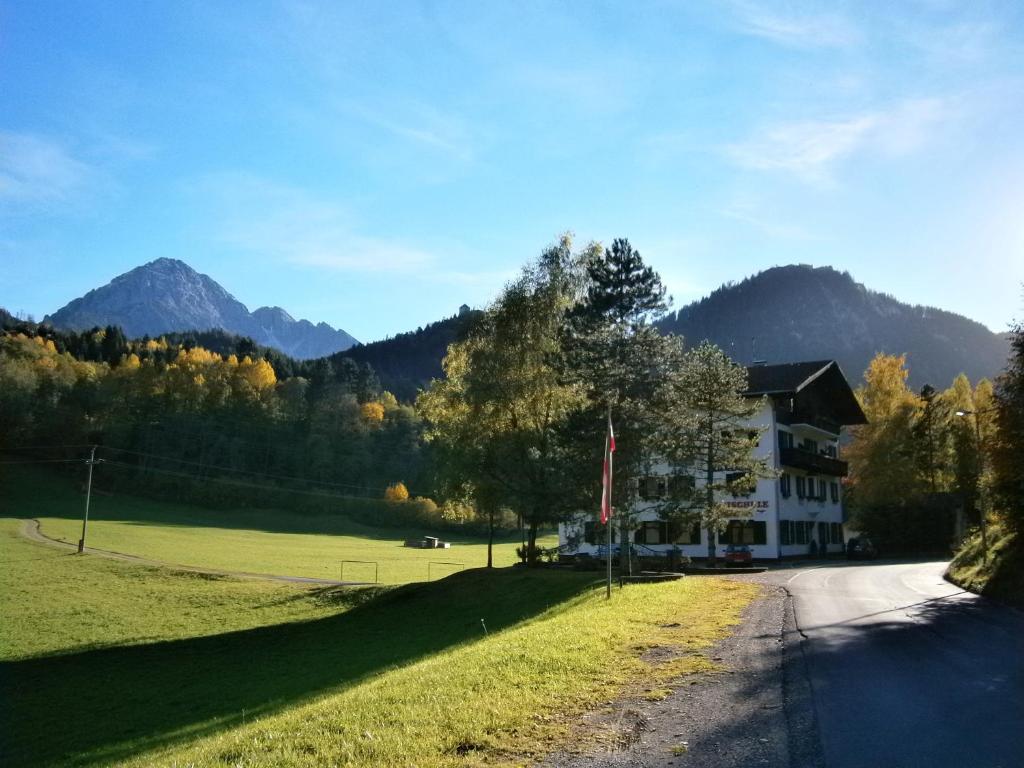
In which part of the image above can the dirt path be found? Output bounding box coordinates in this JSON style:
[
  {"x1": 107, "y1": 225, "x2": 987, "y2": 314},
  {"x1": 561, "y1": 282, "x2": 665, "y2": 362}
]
[
  {"x1": 18, "y1": 518, "x2": 365, "y2": 586},
  {"x1": 545, "y1": 581, "x2": 793, "y2": 768}
]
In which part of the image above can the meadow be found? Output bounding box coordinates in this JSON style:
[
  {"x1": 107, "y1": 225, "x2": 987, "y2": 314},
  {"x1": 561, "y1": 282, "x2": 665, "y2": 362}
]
[
  {"x1": 2, "y1": 467, "x2": 552, "y2": 584},
  {"x1": 0, "y1": 469, "x2": 759, "y2": 767}
]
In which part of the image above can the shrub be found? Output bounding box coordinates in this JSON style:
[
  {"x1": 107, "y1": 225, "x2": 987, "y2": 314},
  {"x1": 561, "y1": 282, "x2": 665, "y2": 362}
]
[{"x1": 384, "y1": 482, "x2": 409, "y2": 502}]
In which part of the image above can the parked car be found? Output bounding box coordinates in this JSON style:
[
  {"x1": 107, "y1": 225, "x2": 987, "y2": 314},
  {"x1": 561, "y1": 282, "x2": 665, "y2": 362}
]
[
  {"x1": 723, "y1": 543, "x2": 753, "y2": 567},
  {"x1": 846, "y1": 537, "x2": 878, "y2": 560}
]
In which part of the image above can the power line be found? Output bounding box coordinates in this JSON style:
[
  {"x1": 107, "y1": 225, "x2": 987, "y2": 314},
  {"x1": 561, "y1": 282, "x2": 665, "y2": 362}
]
[
  {"x1": 100, "y1": 459, "x2": 391, "y2": 503},
  {"x1": 0, "y1": 444, "x2": 96, "y2": 452},
  {"x1": 0, "y1": 458, "x2": 86, "y2": 465},
  {"x1": 97, "y1": 445, "x2": 421, "y2": 496}
]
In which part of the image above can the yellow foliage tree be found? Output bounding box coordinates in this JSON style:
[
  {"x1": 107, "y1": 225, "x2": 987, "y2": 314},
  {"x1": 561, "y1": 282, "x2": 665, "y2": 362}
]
[
  {"x1": 846, "y1": 353, "x2": 922, "y2": 508},
  {"x1": 360, "y1": 401, "x2": 385, "y2": 424},
  {"x1": 384, "y1": 482, "x2": 409, "y2": 502}
]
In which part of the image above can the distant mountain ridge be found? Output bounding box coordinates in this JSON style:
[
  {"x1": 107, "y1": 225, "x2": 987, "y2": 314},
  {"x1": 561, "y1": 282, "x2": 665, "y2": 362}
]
[
  {"x1": 658, "y1": 265, "x2": 1009, "y2": 388},
  {"x1": 331, "y1": 265, "x2": 1009, "y2": 400},
  {"x1": 335, "y1": 309, "x2": 482, "y2": 401},
  {"x1": 44, "y1": 258, "x2": 358, "y2": 360}
]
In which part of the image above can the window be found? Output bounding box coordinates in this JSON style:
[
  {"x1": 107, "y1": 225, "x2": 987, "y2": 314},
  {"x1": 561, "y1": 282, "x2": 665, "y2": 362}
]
[
  {"x1": 780, "y1": 473, "x2": 791, "y2": 498},
  {"x1": 725, "y1": 471, "x2": 752, "y2": 496},
  {"x1": 644, "y1": 522, "x2": 663, "y2": 545},
  {"x1": 830, "y1": 482, "x2": 839, "y2": 503},
  {"x1": 638, "y1": 476, "x2": 666, "y2": 501},
  {"x1": 669, "y1": 521, "x2": 701, "y2": 544},
  {"x1": 779, "y1": 431, "x2": 794, "y2": 451},
  {"x1": 824, "y1": 444, "x2": 837, "y2": 458},
  {"x1": 801, "y1": 438, "x2": 818, "y2": 453},
  {"x1": 721, "y1": 520, "x2": 767, "y2": 545},
  {"x1": 794, "y1": 521, "x2": 809, "y2": 545},
  {"x1": 830, "y1": 522, "x2": 842, "y2": 543},
  {"x1": 819, "y1": 521, "x2": 829, "y2": 544},
  {"x1": 780, "y1": 519, "x2": 792, "y2": 545},
  {"x1": 583, "y1": 521, "x2": 598, "y2": 545},
  {"x1": 796, "y1": 476, "x2": 806, "y2": 498},
  {"x1": 806, "y1": 477, "x2": 815, "y2": 498},
  {"x1": 667, "y1": 475, "x2": 696, "y2": 496}
]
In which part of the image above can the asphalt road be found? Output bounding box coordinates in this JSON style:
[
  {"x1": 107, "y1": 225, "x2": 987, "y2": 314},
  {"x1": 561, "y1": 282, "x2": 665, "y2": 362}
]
[{"x1": 769, "y1": 561, "x2": 1023, "y2": 768}]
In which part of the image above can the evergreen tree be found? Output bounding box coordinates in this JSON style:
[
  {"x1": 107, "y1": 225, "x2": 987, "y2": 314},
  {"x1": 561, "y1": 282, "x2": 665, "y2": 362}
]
[
  {"x1": 912, "y1": 383, "x2": 951, "y2": 494},
  {"x1": 991, "y1": 320, "x2": 1024, "y2": 531},
  {"x1": 561, "y1": 238, "x2": 675, "y2": 574},
  {"x1": 656, "y1": 341, "x2": 775, "y2": 565}
]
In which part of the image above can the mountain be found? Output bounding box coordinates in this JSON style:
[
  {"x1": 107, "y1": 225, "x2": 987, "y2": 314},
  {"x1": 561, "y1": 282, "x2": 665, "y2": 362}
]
[
  {"x1": 335, "y1": 308, "x2": 482, "y2": 401},
  {"x1": 658, "y1": 265, "x2": 1010, "y2": 388},
  {"x1": 44, "y1": 258, "x2": 358, "y2": 359}
]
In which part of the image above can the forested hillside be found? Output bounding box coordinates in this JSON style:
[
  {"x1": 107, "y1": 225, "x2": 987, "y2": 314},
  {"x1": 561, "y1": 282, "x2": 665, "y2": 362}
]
[
  {"x1": 336, "y1": 310, "x2": 482, "y2": 401},
  {"x1": 659, "y1": 265, "x2": 1009, "y2": 388},
  {"x1": 0, "y1": 323, "x2": 436, "y2": 525}
]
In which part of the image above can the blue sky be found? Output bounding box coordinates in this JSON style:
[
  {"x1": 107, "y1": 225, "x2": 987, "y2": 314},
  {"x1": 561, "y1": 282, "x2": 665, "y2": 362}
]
[{"x1": 1, "y1": 1, "x2": 1022, "y2": 342}]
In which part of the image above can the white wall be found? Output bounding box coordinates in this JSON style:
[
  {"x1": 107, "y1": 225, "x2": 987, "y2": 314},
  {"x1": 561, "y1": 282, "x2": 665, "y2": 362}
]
[{"x1": 559, "y1": 399, "x2": 851, "y2": 559}]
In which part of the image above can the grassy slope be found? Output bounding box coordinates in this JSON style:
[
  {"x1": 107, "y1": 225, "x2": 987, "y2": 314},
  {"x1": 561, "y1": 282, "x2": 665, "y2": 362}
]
[
  {"x1": 1, "y1": 468, "x2": 552, "y2": 583},
  {"x1": 946, "y1": 522, "x2": 1023, "y2": 607},
  {"x1": 0, "y1": 519, "x2": 360, "y2": 661},
  {"x1": 1, "y1": 468, "x2": 760, "y2": 768},
  {"x1": 125, "y1": 574, "x2": 757, "y2": 768}
]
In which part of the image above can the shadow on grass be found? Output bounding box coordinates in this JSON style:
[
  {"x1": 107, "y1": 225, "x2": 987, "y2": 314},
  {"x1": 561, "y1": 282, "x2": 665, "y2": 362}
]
[{"x1": 0, "y1": 568, "x2": 598, "y2": 768}]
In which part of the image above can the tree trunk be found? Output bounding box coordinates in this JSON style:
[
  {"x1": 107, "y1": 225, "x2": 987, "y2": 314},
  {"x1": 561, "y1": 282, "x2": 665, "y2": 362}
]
[
  {"x1": 620, "y1": 514, "x2": 632, "y2": 577},
  {"x1": 706, "y1": 422, "x2": 717, "y2": 566},
  {"x1": 487, "y1": 507, "x2": 495, "y2": 569},
  {"x1": 527, "y1": 517, "x2": 539, "y2": 566}
]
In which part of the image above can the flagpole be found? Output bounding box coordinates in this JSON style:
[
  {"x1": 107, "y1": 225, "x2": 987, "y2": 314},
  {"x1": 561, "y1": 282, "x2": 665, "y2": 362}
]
[{"x1": 606, "y1": 406, "x2": 613, "y2": 600}]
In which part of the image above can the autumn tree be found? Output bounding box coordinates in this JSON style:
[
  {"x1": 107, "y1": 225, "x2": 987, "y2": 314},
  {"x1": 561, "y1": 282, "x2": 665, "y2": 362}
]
[
  {"x1": 384, "y1": 481, "x2": 409, "y2": 501},
  {"x1": 656, "y1": 341, "x2": 775, "y2": 565},
  {"x1": 419, "y1": 236, "x2": 589, "y2": 564},
  {"x1": 846, "y1": 354, "x2": 922, "y2": 509}
]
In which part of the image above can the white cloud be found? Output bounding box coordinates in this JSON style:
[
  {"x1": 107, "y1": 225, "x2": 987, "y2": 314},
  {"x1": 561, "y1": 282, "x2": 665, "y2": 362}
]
[
  {"x1": 0, "y1": 132, "x2": 95, "y2": 210},
  {"x1": 720, "y1": 203, "x2": 818, "y2": 241},
  {"x1": 725, "y1": 98, "x2": 949, "y2": 184},
  {"x1": 723, "y1": 0, "x2": 861, "y2": 49},
  {"x1": 198, "y1": 172, "x2": 439, "y2": 274},
  {"x1": 342, "y1": 100, "x2": 477, "y2": 163}
]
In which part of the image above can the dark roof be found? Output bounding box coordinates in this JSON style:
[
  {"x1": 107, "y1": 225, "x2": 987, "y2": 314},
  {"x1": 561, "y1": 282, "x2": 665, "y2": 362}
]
[
  {"x1": 745, "y1": 359, "x2": 867, "y2": 426},
  {"x1": 744, "y1": 360, "x2": 835, "y2": 396}
]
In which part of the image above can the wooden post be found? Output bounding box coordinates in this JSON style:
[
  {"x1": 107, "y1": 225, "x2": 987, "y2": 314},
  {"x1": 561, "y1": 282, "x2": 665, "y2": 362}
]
[{"x1": 78, "y1": 445, "x2": 97, "y2": 554}]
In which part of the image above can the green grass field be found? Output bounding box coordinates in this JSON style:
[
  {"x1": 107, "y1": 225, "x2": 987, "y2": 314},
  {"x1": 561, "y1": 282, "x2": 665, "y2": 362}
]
[
  {"x1": 1, "y1": 468, "x2": 553, "y2": 584},
  {"x1": 1, "y1": 468, "x2": 760, "y2": 767}
]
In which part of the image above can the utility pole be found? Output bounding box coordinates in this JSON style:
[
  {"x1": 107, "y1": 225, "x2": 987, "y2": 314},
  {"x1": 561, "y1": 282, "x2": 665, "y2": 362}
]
[{"x1": 78, "y1": 445, "x2": 98, "y2": 554}]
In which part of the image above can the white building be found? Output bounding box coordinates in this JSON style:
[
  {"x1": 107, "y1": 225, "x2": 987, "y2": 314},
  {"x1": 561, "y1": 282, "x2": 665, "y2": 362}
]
[{"x1": 559, "y1": 360, "x2": 867, "y2": 561}]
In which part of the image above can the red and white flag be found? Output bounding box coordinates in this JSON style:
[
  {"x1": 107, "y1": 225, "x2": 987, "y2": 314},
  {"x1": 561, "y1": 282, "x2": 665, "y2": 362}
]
[{"x1": 600, "y1": 413, "x2": 615, "y2": 524}]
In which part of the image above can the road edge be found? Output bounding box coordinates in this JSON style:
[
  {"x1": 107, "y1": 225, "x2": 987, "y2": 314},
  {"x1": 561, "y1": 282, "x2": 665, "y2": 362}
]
[{"x1": 781, "y1": 588, "x2": 825, "y2": 768}]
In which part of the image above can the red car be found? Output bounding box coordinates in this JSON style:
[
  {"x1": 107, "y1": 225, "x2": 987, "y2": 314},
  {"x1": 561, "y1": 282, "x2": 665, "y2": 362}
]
[{"x1": 723, "y1": 544, "x2": 753, "y2": 566}]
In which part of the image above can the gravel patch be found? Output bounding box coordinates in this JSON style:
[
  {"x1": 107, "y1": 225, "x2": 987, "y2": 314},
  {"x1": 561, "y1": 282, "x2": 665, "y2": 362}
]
[{"x1": 546, "y1": 581, "x2": 795, "y2": 768}]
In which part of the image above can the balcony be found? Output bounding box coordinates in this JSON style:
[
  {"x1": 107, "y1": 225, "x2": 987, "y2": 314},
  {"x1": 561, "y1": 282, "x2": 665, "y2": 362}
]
[{"x1": 781, "y1": 447, "x2": 848, "y2": 477}]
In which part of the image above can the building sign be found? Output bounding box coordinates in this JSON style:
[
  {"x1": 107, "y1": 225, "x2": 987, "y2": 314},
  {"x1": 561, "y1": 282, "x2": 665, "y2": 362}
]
[{"x1": 723, "y1": 500, "x2": 769, "y2": 510}]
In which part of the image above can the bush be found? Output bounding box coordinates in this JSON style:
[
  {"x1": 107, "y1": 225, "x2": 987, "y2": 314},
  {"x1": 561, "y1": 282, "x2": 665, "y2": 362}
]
[{"x1": 384, "y1": 482, "x2": 409, "y2": 502}]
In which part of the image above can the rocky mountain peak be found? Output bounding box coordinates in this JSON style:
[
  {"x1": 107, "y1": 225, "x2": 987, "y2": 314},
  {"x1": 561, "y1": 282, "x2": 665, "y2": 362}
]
[{"x1": 45, "y1": 260, "x2": 357, "y2": 359}]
